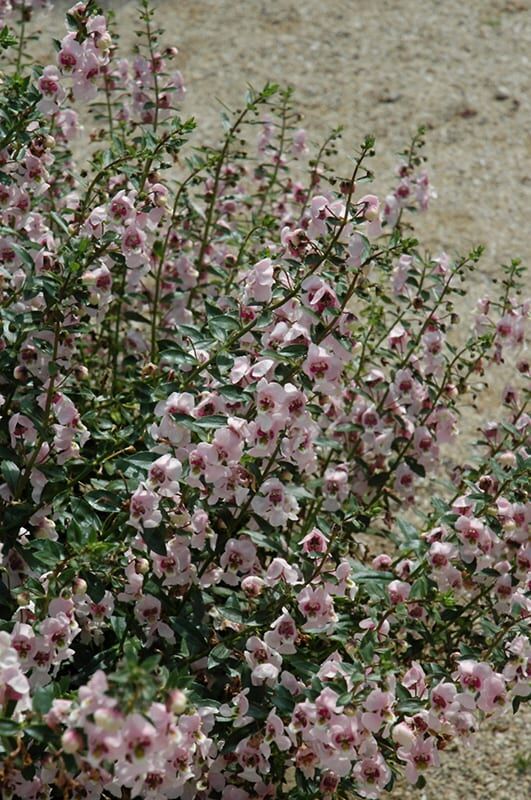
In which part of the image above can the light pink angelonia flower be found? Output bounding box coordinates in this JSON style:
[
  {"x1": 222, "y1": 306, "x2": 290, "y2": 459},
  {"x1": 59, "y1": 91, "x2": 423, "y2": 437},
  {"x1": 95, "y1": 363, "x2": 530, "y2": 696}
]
[
  {"x1": 244, "y1": 636, "x2": 282, "y2": 686},
  {"x1": 128, "y1": 485, "x2": 162, "y2": 530},
  {"x1": 264, "y1": 611, "x2": 298, "y2": 654},
  {"x1": 244, "y1": 258, "x2": 274, "y2": 303}
]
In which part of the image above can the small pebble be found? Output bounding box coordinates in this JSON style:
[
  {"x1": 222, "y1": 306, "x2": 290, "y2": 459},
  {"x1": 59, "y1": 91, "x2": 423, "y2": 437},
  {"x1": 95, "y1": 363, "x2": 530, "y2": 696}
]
[{"x1": 495, "y1": 86, "x2": 510, "y2": 100}]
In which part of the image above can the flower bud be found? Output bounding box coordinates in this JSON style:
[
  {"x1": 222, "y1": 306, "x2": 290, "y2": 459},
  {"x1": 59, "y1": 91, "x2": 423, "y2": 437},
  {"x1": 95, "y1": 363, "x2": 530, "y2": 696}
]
[
  {"x1": 61, "y1": 729, "x2": 83, "y2": 754},
  {"x1": 498, "y1": 451, "x2": 516, "y2": 468},
  {"x1": 34, "y1": 518, "x2": 57, "y2": 540},
  {"x1": 241, "y1": 575, "x2": 265, "y2": 598},
  {"x1": 168, "y1": 689, "x2": 187, "y2": 715},
  {"x1": 74, "y1": 365, "x2": 89, "y2": 380},
  {"x1": 14, "y1": 365, "x2": 29, "y2": 382},
  {"x1": 16, "y1": 591, "x2": 30, "y2": 607},
  {"x1": 72, "y1": 577, "x2": 88, "y2": 596},
  {"x1": 97, "y1": 33, "x2": 112, "y2": 52},
  {"x1": 135, "y1": 557, "x2": 150, "y2": 575},
  {"x1": 444, "y1": 383, "x2": 458, "y2": 399}
]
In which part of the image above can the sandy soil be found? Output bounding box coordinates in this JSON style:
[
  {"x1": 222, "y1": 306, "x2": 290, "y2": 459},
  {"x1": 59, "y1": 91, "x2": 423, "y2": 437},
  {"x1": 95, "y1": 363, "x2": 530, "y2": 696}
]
[{"x1": 27, "y1": 0, "x2": 531, "y2": 797}]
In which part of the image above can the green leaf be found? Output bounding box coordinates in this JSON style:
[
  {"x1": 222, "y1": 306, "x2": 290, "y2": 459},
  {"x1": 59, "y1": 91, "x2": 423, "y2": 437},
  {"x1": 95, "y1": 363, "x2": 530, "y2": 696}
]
[
  {"x1": 1, "y1": 460, "x2": 20, "y2": 493},
  {"x1": 208, "y1": 316, "x2": 239, "y2": 341},
  {"x1": 110, "y1": 615, "x2": 127, "y2": 640},
  {"x1": 11, "y1": 241, "x2": 35, "y2": 269},
  {"x1": 84, "y1": 490, "x2": 123, "y2": 513},
  {"x1": 405, "y1": 457, "x2": 426, "y2": 478},
  {"x1": 0, "y1": 718, "x2": 20, "y2": 736},
  {"x1": 0, "y1": 25, "x2": 18, "y2": 50},
  {"x1": 273, "y1": 685, "x2": 295, "y2": 713},
  {"x1": 25, "y1": 724, "x2": 54, "y2": 743},
  {"x1": 26, "y1": 539, "x2": 64, "y2": 568},
  {"x1": 192, "y1": 415, "x2": 227, "y2": 430},
  {"x1": 208, "y1": 643, "x2": 231, "y2": 668},
  {"x1": 32, "y1": 684, "x2": 56, "y2": 715},
  {"x1": 359, "y1": 632, "x2": 375, "y2": 663},
  {"x1": 141, "y1": 526, "x2": 167, "y2": 556},
  {"x1": 410, "y1": 576, "x2": 429, "y2": 600}
]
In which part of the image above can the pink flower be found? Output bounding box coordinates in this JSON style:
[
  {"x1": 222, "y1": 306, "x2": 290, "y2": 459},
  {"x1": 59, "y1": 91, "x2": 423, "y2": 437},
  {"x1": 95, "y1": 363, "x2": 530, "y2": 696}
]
[
  {"x1": 108, "y1": 190, "x2": 136, "y2": 226},
  {"x1": 388, "y1": 322, "x2": 409, "y2": 352},
  {"x1": 392, "y1": 721, "x2": 416, "y2": 750},
  {"x1": 398, "y1": 735, "x2": 439, "y2": 784},
  {"x1": 292, "y1": 128, "x2": 308, "y2": 157},
  {"x1": 307, "y1": 196, "x2": 345, "y2": 240},
  {"x1": 308, "y1": 195, "x2": 332, "y2": 239},
  {"x1": 0, "y1": 631, "x2": 30, "y2": 711},
  {"x1": 263, "y1": 710, "x2": 291, "y2": 751},
  {"x1": 265, "y1": 557, "x2": 301, "y2": 587},
  {"x1": 151, "y1": 536, "x2": 192, "y2": 587},
  {"x1": 353, "y1": 749, "x2": 391, "y2": 798},
  {"x1": 122, "y1": 712, "x2": 157, "y2": 761},
  {"x1": 388, "y1": 579, "x2": 411, "y2": 605},
  {"x1": 220, "y1": 537, "x2": 257, "y2": 585},
  {"x1": 121, "y1": 222, "x2": 147, "y2": 269},
  {"x1": 128, "y1": 485, "x2": 162, "y2": 530},
  {"x1": 347, "y1": 232, "x2": 369, "y2": 268},
  {"x1": 319, "y1": 771, "x2": 339, "y2": 797},
  {"x1": 264, "y1": 611, "x2": 298, "y2": 654},
  {"x1": 361, "y1": 689, "x2": 395, "y2": 733},
  {"x1": 134, "y1": 595, "x2": 174, "y2": 643},
  {"x1": 477, "y1": 674, "x2": 508, "y2": 713},
  {"x1": 297, "y1": 586, "x2": 337, "y2": 632},
  {"x1": 455, "y1": 660, "x2": 493, "y2": 692},
  {"x1": 300, "y1": 527, "x2": 328, "y2": 554},
  {"x1": 219, "y1": 689, "x2": 253, "y2": 728},
  {"x1": 57, "y1": 32, "x2": 83, "y2": 73},
  {"x1": 430, "y1": 682, "x2": 458, "y2": 714},
  {"x1": 357, "y1": 194, "x2": 380, "y2": 222},
  {"x1": 241, "y1": 575, "x2": 265, "y2": 597},
  {"x1": 302, "y1": 276, "x2": 339, "y2": 314},
  {"x1": 244, "y1": 636, "x2": 282, "y2": 686},
  {"x1": 402, "y1": 662, "x2": 427, "y2": 698},
  {"x1": 393, "y1": 462, "x2": 416, "y2": 498},
  {"x1": 148, "y1": 454, "x2": 182, "y2": 497},
  {"x1": 37, "y1": 66, "x2": 65, "y2": 113},
  {"x1": 244, "y1": 258, "x2": 274, "y2": 303},
  {"x1": 323, "y1": 465, "x2": 349, "y2": 511},
  {"x1": 251, "y1": 478, "x2": 299, "y2": 528},
  {"x1": 303, "y1": 343, "x2": 342, "y2": 390},
  {"x1": 8, "y1": 413, "x2": 37, "y2": 450}
]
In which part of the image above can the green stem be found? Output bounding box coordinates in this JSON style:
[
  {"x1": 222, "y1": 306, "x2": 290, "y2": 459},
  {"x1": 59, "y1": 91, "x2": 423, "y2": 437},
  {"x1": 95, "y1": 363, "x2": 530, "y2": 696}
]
[
  {"x1": 184, "y1": 140, "x2": 373, "y2": 386},
  {"x1": 150, "y1": 166, "x2": 205, "y2": 361},
  {"x1": 13, "y1": 320, "x2": 61, "y2": 502},
  {"x1": 255, "y1": 92, "x2": 290, "y2": 218},
  {"x1": 111, "y1": 262, "x2": 127, "y2": 392},
  {"x1": 143, "y1": 1, "x2": 160, "y2": 133},
  {"x1": 15, "y1": 10, "x2": 25, "y2": 76}
]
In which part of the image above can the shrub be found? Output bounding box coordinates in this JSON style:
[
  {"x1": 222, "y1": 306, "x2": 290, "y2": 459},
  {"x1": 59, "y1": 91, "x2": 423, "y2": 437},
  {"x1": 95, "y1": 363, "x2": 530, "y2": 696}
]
[{"x1": 0, "y1": 2, "x2": 529, "y2": 799}]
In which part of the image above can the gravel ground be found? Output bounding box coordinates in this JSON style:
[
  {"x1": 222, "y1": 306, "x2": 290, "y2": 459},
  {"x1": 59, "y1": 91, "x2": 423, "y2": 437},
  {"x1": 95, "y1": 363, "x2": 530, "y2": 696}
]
[{"x1": 29, "y1": 0, "x2": 531, "y2": 797}]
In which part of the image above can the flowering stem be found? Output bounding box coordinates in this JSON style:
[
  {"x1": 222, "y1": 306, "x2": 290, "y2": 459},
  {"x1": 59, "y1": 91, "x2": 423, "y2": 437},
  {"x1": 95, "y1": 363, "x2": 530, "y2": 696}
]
[
  {"x1": 184, "y1": 145, "x2": 372, "y2": 387},
  {"x1": 299, "y1": 128, "x2": 342, "y2": 220},
  {"x1": 150, "y1": 166, "x2": 205, "y2": 361},
  {"x1": 13, "y1": 319, "x2": 61, "y2": 502},
  {"x1": 111, "y1": 261, "x2": 127, "y2": 392},
  {"x1": 255, "y1": 90, "x2": 290, "y2": 218},
  {"x1": 142, "y1": 0, "x2": 160, "y2": 133},
  {"x1": 14, "y1": 8, "x2": 25, "y2": 77}
]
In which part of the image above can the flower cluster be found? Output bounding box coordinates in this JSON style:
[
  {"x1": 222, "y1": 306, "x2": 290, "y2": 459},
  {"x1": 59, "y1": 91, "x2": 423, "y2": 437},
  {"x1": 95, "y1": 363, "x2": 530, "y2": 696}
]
[{"x1": 0, "y1": 3, "x2": 529, "y2": 799}]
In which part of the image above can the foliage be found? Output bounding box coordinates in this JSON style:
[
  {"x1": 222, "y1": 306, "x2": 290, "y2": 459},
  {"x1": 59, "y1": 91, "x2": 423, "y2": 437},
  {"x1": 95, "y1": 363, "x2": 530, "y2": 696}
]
[{"x1": 0, "y1": 2, "x2": 529, "y2": 799}]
